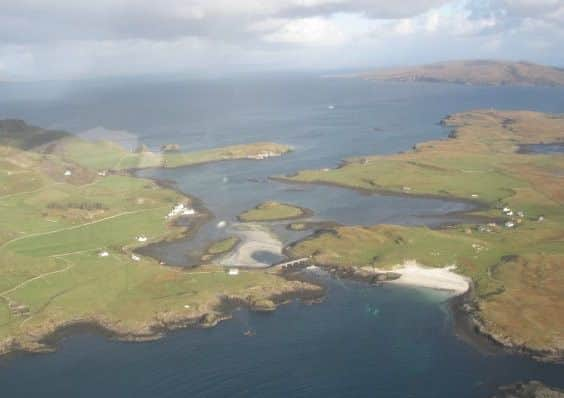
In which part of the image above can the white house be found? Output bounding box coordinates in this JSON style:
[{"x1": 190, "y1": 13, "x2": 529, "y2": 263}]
[
  {"x1": 228, "y1": 268, "x2": 240, "y2": 276},
  {"x1": 505, "y1": 221, "x2": 515, "y2": 228},
  {"x1": 99, "y1": 251, "x2": 109, "y2": 257},
  {"x1": 165, "y1": 203, "x2": 196, "y2": 219},
  {"x1": 131, "y1": 254, "x2": 141, "y2": 262},
  {"x1": 137, "y1": 235, "x2": 148, "y2": 243},
  {"x1": 247, "y1": 151, "x2": 279, "y2": 160},
  {"x1": 64, "y1": 170, "x2": 72, "y2": 176}
]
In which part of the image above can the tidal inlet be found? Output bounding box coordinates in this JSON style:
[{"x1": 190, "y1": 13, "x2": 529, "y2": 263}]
[{"x1": 1, "y1": 2, "x2": 564, "y2": 397}]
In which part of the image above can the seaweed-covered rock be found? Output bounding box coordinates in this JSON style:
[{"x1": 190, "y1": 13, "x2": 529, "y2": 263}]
[
  {"x1": 250, "y1": 299, "x2": 277, "y2": 312},
  {"x1": 493, "y1": 381, "x2": 564, "y2": 398}
]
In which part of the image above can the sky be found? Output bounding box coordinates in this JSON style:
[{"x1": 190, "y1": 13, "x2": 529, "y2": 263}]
[{"x1": 0, "y1": 0, "x2": 563, "y2": 81}]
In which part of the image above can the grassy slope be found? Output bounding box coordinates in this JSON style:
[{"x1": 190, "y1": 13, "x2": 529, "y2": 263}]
[
  {"x1": 0, "y1": 119, "x2": 71, "y2": 150},
  {"x1": 0, "y1": 143, "x2": 309, "y2": 352},
  {"x1": 287, "y1": 110, "x2": 564, "y2": 353},
  {"x1": 239, "y1": 201, "x2": 307, "y2": 222}
]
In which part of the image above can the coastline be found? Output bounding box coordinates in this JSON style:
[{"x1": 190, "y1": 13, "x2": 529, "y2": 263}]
[
  {"x1": 0, "y1": 148, "x2": 308, "y2": 359},
  {"x1": 268, "y1": 108, "x2": 564, "y2": 364},
  {"x1": 237, "y1": 203, "x2": 313, "y2": 223},
  {"x1": 132, "y1": 176, "x2": 215, "y2": 266},
  {"x1": 282, "y1": 255, "x2": 564, "y2": 363},
  {"x1": 269, "y1": 175, "x2": 493, "y2": 226},
  {"x1": 273, "y1": 181, "x2": 563, "y2": 363},
  {"x1": 0, "y1": 277, "x2": 324, "y2": 358},
  {"x1": 122, "y1": 144, "x2": 292, "y2": 173},
  {"x1": 450, "y1": 285, "x2": 564, "y2": 364},
  {"x1": 384, "y1": 261, "x2": 470, "y2": 294},
  {"x1": 2, "y1": 114, "x2": 562, "y2": 366}
]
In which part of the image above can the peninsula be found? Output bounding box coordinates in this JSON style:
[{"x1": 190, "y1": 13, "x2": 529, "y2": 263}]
[
  {"x1": 361, "y1": 60, "x2": 564, "y2": 86},
  {"x1": 281, "y1": 110, "x2": 564, "y2": 361},
  {"x1": 0, "y1": 120, "x2": 318, "y2": 355},
  {"x1": 0, "y1": 119, "x2": 292, "y2": 172}
]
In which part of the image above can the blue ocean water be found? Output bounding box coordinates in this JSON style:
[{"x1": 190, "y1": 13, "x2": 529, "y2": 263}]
[
  {"x1": 0, "y1": 280, "x2": 563, "y2": 397},
  {"x1": 1, "y1": 74, "x2": 563, "y2": 396}
]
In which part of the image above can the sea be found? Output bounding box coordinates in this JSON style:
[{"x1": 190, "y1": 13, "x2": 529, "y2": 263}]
[{"x1": 1, "y1": 72, "x2": 563, "y2": 397}]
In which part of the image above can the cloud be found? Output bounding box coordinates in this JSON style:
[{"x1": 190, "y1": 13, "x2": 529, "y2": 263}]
[
  {"x1": 251, "y1": 17, "x2": 347, "y2": 46},
  {"x1": 0, "y1": 0, "x2": 562, "y2": 80},
  {"x1": 0, "y1": 0, "x2": 449, "y2": 44}
]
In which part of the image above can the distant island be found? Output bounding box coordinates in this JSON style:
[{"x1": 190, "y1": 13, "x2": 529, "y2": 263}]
[{"x1": 360, "y1": 60, "x2": 564, "y2": 86}]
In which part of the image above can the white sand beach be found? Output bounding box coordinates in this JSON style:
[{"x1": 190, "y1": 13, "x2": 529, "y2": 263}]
[
  {"x1": 219, "y1": 223, "x2": 283, "y2": 268},
  {"x1": 386, "y1": 261, "x2": 470, "y2": 295}
]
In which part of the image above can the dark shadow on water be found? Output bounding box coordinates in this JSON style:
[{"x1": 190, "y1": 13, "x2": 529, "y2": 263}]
[
  {"x1": 517, "y1": 143, "x2": 564, "y2": 154},
  {"x1": 251, "y1": 250, "x2": 285, "y2": 265}
]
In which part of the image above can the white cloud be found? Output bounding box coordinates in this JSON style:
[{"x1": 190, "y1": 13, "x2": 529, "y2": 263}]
[
  {"x1": 0, "y1": 0, "x2": 562, "y2": 80},
  {"x1": 424, "y1": 12, "x2": 441, "y2": 32},
  {"x1": 393, "y1": 19, "x2": 416, "y2": 35},
  {"x1": 252, "y1": 17, "x2": 347, "y2": 45},
  {"x1": 372, "y1": 4, "x2": 498, "y2": 39}
]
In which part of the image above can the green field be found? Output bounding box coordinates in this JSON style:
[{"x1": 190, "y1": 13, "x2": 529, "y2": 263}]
[{"x1": 0, "y1": 130, "x2": 312, "y2": 355}]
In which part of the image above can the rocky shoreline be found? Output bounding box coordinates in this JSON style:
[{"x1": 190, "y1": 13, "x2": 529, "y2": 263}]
[
  {"x1": 450, "y1": 284, "x2": 564, "y2": 364},
  {"x1": 0, "y1": 279, "x2": 324, "y2": 358},
  {"x1": 492, "y1": 381, "x2": 564, "y2": 397},
  {"x1": 2, "y1": 244, "x2": 561, "y2": 365},
  {"x1": 0, "y1": 164, "x2": 324, "y2": 359},
  {"x1": 283, "y1": 236, "x2": 564, "y2": 364},
  {"x1": 273, "y1": 170, "x2": 563, "y2": 364},
  {"x1": 1, "y1": 148, "x2": 560, "y2": 367}
]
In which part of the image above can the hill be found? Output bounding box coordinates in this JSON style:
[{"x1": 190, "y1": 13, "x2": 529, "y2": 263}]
[
  {"x1": 361, "y1": 60, "x2": 564, "y2": 86},
  {"x1": 0, "y1": 119, "x2": 71, "y2": 151}
]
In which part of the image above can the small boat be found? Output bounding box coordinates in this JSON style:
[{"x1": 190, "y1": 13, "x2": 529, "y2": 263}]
[{"x1": 243, "y1": 329, "x2": 255, "y2": 337}]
